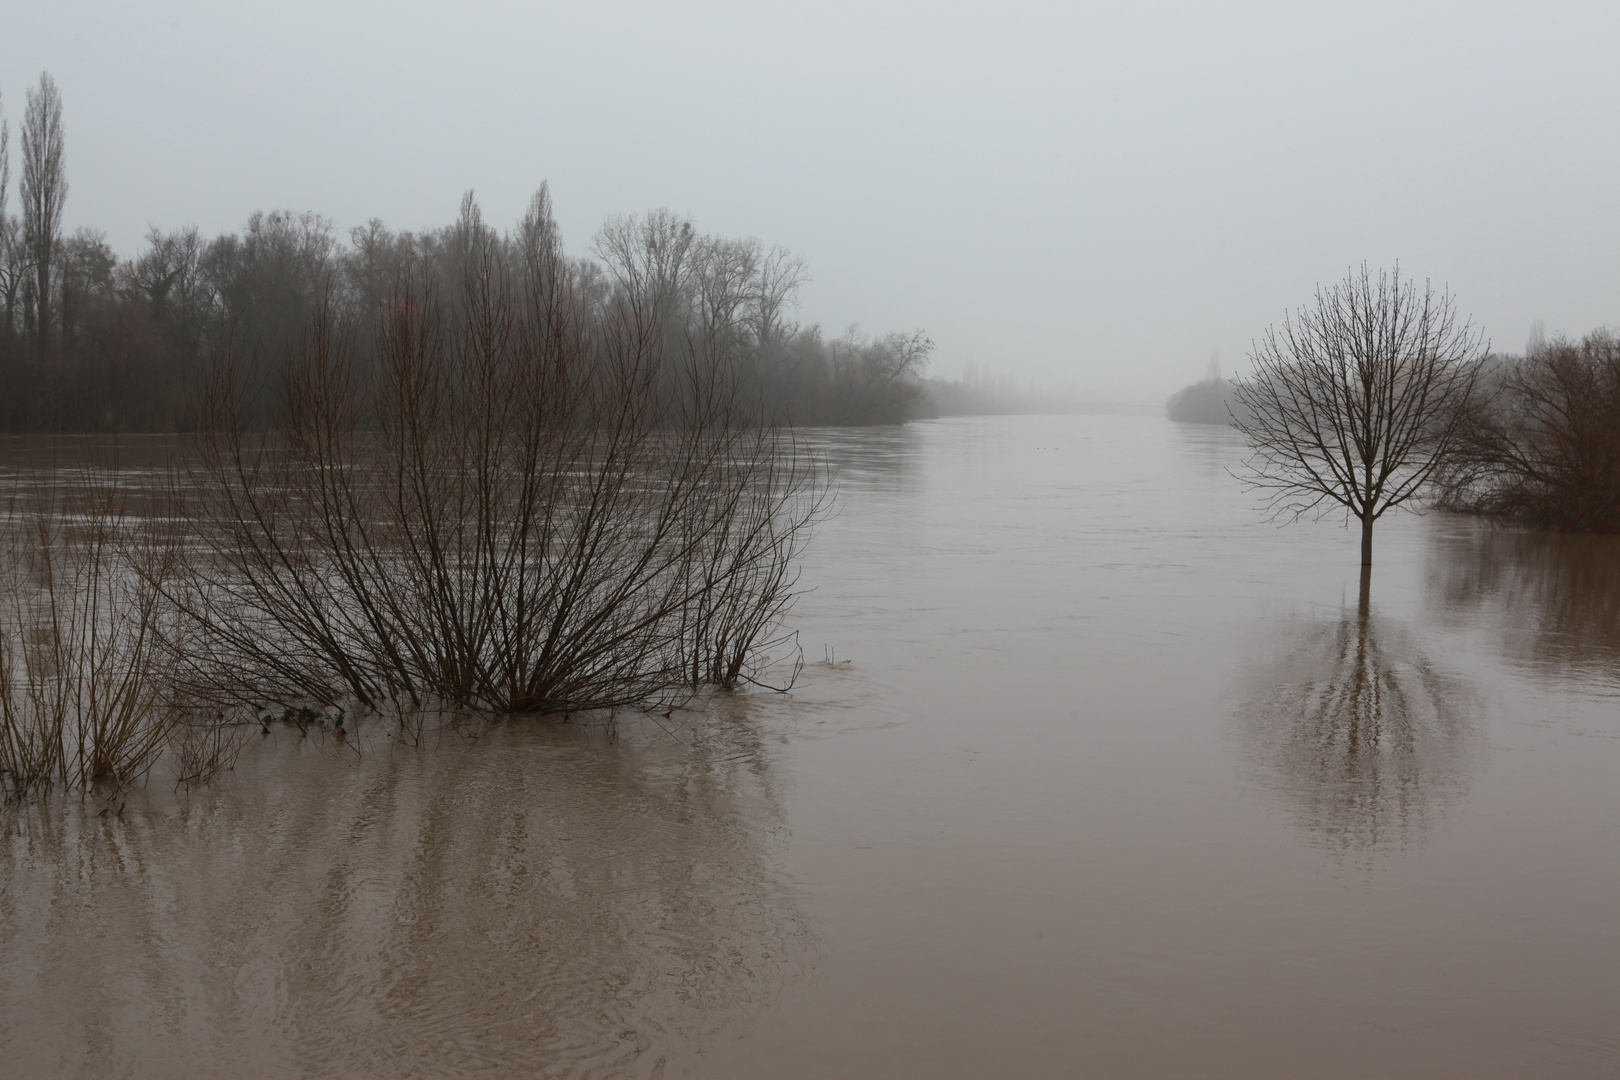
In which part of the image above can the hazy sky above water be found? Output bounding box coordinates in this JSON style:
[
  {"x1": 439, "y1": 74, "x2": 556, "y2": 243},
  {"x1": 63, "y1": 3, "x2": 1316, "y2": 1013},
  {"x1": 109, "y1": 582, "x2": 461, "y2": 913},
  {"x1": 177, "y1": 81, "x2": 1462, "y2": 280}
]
[{"x1": 5, "y1": 1, "x2": 1617, "y2": 402}]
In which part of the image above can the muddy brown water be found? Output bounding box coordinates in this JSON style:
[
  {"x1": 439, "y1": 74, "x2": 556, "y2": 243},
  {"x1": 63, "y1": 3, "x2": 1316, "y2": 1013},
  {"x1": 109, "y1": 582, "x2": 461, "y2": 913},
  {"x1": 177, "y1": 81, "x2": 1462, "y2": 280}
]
[{"x1": 3, "y1": 415, "x2": 1618, "y2": 1077}]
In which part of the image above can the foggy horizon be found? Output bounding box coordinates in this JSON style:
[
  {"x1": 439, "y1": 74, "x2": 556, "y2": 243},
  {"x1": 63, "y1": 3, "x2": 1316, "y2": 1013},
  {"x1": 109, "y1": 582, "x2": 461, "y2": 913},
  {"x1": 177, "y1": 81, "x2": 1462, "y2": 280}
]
[{"x1": 7, "y1": 1, "x2": 1618, "y2": 404}]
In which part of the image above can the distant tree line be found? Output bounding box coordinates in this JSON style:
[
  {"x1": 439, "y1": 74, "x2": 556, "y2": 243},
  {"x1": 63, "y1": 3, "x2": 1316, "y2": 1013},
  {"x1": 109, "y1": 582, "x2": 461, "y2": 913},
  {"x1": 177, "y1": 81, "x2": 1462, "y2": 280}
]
[
  {"x1": 0, "y1": 72, "x2": 950, "y2": 432},
  {"x1": 1164, "y1": 355, "x2": 1252, "y2": 425},
  {"x1": 1164, "y1": 376, "x2": 1243, "y2": 425}
]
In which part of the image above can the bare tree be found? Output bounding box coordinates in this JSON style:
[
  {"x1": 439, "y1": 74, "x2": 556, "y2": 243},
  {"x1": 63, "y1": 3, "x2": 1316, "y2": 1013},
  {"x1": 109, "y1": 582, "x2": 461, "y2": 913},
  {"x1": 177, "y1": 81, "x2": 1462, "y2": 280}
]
[
  {"x1": 57, "y1": 227, "x2": 114, "y2": 350},
  {"x1": 1232, "y1": 264, "x2": 1485, "y2": 566},
  {"x1": 592, "y1": 208, "x2": 699, "y2": 329},
  {"x1": 128, "y1": 225, "x2": 210, "y2": 337},
  {"x1": 20, "y1": 72, "x2": 66, "y2": 354},
  {"x1": 1525, "y1": 319, "x2": 1546, "y2": 358},
  {"x1": 0, "y1": 90, "x2": 27, "y2": 337},
  {"x1": 0, "y1": 92, "x2": 7, "y2": 225},
  {"x1": 751, "y1": 245, "x2": 808, "y2": 351}
]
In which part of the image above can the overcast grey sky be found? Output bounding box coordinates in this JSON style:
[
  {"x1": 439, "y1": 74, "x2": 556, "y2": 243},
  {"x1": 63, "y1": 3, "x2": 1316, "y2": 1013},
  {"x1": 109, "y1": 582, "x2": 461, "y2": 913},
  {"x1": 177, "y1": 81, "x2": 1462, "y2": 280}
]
[{"x1": 5, "y1": 1, "x2": 1617, "y2": 401}]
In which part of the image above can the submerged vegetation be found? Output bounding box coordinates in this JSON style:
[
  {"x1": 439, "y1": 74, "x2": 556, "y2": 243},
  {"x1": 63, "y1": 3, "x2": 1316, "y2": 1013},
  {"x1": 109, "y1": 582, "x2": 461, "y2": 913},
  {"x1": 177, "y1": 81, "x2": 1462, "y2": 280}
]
[
  {"x1": 0, "y1": 463, "x2": 225, "y2": 799},
  {"x1": 4, "y1": 69, "x2": 1615, "y2": 809},
  {"x1": 177, "y1": 190, "x2": 828, "y2": 716},
  {"x1": 0, "y1": 69, "x2": 944, "y2": 804},
  {"x1": 1, "y1": 189, "x2": 832, "y2": 803},
  {"x1": 1439, "y1": 330, "x2": 1620, "y2": 533}
]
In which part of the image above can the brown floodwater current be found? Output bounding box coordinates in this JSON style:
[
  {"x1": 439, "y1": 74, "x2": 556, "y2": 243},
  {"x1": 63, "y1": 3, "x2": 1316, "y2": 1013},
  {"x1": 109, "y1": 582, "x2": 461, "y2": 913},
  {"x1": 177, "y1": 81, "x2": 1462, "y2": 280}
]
[{"x1": 3, "y1": 414, "x2": 1618, "y2": 1077}]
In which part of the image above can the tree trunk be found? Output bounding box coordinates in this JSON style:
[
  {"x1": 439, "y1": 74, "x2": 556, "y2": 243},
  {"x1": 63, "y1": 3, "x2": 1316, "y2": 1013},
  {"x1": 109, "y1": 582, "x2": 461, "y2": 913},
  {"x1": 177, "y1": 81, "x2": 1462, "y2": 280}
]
[
  {"x1": 1360, "y1": 514, "x2": 1373, "y2": 566},
  {"x1": 35, "y1": 255, "x2": 51, "y2": 356}
]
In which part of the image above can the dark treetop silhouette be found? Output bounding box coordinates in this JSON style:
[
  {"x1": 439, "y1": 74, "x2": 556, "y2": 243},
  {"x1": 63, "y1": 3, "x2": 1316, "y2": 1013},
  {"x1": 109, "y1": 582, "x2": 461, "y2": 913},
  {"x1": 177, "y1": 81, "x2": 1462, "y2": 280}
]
[{"x1": 1232, "y1": 264, "x2": 1485, "y2": 567}]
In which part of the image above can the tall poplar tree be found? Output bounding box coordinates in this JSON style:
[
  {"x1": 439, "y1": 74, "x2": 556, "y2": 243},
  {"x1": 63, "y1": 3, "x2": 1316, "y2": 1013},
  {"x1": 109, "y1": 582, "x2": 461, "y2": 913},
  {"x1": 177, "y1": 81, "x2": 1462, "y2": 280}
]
[{"x1": 21, "y1": 72, "x2": 66, "y2": 354}]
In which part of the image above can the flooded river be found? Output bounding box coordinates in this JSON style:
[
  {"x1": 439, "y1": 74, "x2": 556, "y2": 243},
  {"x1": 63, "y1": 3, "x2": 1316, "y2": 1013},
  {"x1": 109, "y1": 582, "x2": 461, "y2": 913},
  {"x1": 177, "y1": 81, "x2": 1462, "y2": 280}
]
[{"x1": 3, "y1": 414, "x2": 1618, "y2": 1077}]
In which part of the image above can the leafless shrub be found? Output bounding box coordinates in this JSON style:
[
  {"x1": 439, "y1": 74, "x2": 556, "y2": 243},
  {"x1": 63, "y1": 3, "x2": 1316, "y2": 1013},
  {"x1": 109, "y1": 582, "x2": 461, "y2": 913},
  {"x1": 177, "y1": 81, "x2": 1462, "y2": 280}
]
[
  {"x1": 170, "y1": 704, "x2": 249, "y2": 789},
  {"x1": 0, "y1": 460, "x2": 204, "y2": 800},
  {"x1": 168, "y1": 192, "x2": 828, "y2": 719},
  {"x1": 1441, "y1": 330, "x2": 1620, "y2": 533},
  {"x1": 676, "y1": 434, "x2": 819, "y2": 690}
]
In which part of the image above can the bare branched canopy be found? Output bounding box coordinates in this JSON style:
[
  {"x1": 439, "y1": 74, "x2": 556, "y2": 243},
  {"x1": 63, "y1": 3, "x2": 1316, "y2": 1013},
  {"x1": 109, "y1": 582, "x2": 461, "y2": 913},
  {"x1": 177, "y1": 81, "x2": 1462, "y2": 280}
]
[
  {"x1": 172, "y1": 190, "x2": 830, "y2": 718},
  {"x1": 0, "y1": 91, "x2": 21, "y2": 337},
  {"x1": 1232, "y1": 265, "x2": 1486, "y2": 566},
  {"x1": 20, "y1": 73, "x2": 66, "y2": 353}
]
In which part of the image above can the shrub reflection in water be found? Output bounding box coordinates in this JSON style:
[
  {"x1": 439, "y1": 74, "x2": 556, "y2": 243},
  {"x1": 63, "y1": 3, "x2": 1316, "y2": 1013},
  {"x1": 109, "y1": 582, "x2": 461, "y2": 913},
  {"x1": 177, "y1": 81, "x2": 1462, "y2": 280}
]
[
  {"x1": 1428, "y1": 524, "x2": 1620, "y2": 687},
  {"x1": 0, "y1": 707, "x2": 808, "y2": 1078}
]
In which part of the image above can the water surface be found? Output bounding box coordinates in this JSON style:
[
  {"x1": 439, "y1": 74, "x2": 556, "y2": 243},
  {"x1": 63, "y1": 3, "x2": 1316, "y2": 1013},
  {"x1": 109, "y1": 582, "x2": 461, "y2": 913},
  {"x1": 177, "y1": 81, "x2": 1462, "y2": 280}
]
[{"x1": 4, "y1": 414, "x2": 1618, "y2": 1077}]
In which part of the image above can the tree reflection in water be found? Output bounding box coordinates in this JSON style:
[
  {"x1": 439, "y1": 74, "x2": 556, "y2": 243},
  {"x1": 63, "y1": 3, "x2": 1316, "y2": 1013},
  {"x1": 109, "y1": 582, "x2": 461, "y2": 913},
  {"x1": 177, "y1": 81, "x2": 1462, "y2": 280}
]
[
  {"x1": 1428, "y1": 525, "x2": 1620, "y2": 687},
  {"x1": 1242, "y1": 572, "x2": 1472, "y2": 855},
  {"x1": 0, "y1": 706, "x2": 808, "y2": 1079}
]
